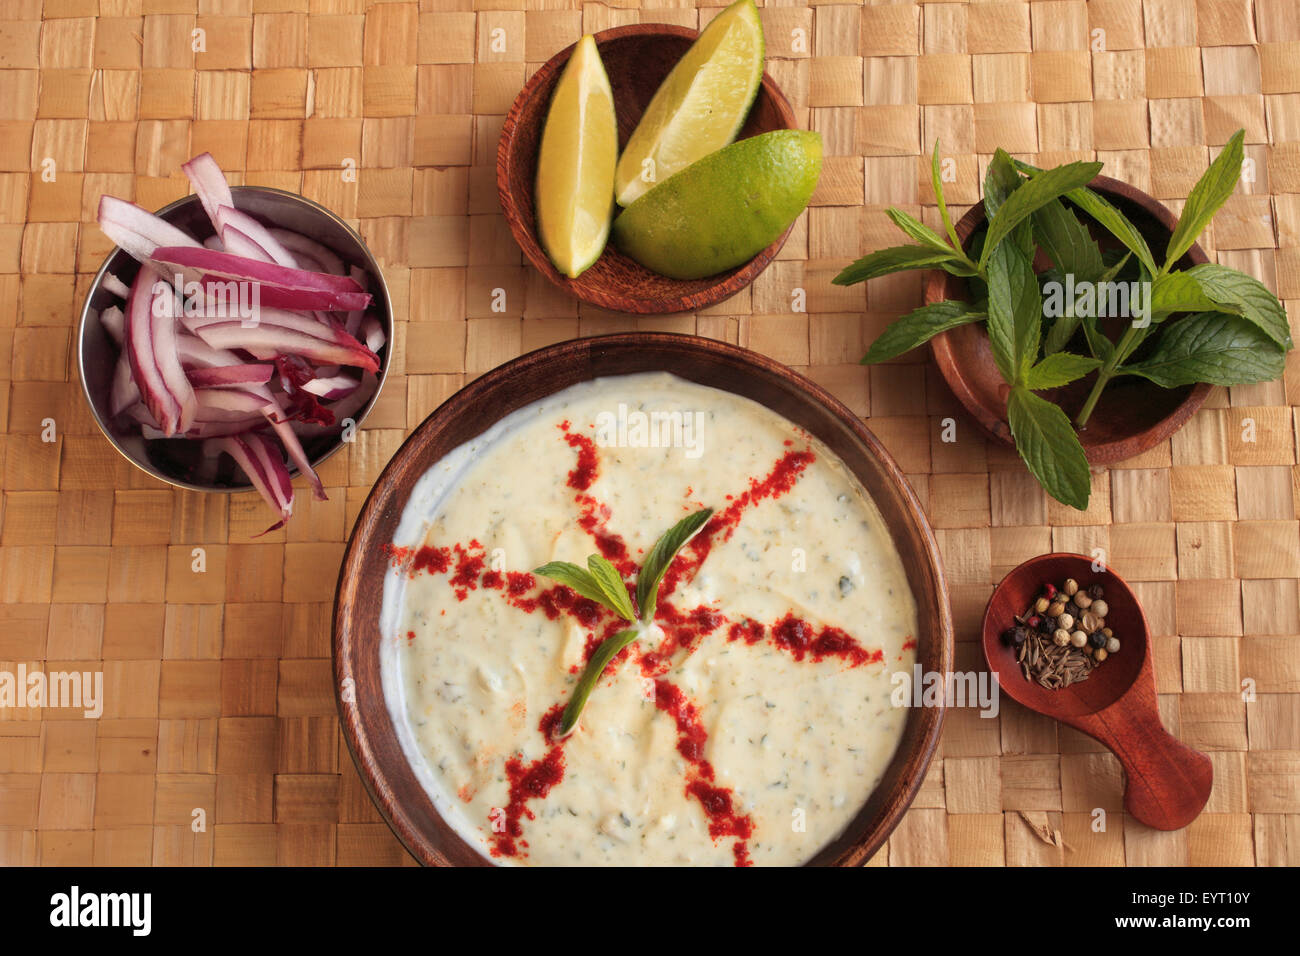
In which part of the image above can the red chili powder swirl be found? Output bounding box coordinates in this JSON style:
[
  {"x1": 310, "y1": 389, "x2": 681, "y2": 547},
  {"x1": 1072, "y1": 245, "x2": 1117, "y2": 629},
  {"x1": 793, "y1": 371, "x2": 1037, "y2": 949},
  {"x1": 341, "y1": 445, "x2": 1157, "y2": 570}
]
[
  {"x1": 653, "y1": 679, "x2": 755, "y2": 866},
  {"x1": 490, "y1": 704, "x2": 569, "y2": 859}
]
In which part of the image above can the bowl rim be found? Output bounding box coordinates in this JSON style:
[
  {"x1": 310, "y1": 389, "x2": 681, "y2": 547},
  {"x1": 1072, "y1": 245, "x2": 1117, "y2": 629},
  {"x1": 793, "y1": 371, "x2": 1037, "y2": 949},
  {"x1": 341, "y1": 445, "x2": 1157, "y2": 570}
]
[
  {"x1": 926, "y1": 173, "x2": 1214, "y2": 466},
  {"x1": 75, "y1": 185, "x2": 393, "y2": 494},
  {"x1": 333, "y1": 331, "x2": 953, "y2": 866},
  {"x1": 496, "y1": 22, "x2": 800, "y2": 315}
]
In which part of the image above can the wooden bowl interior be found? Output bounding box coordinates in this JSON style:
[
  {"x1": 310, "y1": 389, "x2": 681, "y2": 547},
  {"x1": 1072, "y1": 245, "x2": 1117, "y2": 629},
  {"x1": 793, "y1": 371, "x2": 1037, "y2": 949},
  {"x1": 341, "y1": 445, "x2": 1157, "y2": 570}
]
[
  {"x1": 927, "y1": 176, "x2": 1212, "y2": 464},
  {"x1": 77, "y1": 188, "x2": 392, "y2": 491},
  {"x1": 498, "y1": 25, "x2": 797, "y2": 315},
  {"x1": 982, "y1": 554, "x2": 1148, "y2": 719},
  {"x1": 334, "y1": 333, "x2": 952, "y2": 866}
]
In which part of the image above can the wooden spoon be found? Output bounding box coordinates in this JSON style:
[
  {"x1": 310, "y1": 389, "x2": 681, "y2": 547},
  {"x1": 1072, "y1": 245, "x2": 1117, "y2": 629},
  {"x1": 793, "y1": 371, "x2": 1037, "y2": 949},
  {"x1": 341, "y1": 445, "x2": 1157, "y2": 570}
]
[{"x1": 982, "y1": 553, "x2": 1212, "y2": 830}]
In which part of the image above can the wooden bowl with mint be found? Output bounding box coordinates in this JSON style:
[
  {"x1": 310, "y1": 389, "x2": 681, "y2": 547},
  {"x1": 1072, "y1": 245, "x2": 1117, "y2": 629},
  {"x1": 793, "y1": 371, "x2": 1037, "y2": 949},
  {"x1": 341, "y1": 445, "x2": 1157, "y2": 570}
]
[{"x1": 836, "y1": 132, "x2": 1291, "y2": 512}]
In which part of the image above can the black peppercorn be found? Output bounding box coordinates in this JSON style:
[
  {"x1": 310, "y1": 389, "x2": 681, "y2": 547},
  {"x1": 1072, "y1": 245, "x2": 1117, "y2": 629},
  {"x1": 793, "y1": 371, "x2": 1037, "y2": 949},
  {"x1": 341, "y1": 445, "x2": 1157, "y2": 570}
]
[
  {"x1": 1088, "y1": 583, "x2": 1105, "y2": 599},
  {"x1": 1088, "y1": 630, "x2": 1106, "y2": 649},
  {"x1": 1002, "y1": 626, "x2": 1028, "y2": 647}
]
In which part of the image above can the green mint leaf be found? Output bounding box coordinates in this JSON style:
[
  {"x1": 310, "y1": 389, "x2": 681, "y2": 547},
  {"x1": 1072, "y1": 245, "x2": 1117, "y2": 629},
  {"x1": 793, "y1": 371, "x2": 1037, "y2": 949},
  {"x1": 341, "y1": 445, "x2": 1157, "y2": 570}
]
[
  {"x1": 586, "y1": 554, "x2": 636, "y2": 622},
  {"x1": 985, "y1": 238, "x2": 1041, "y2": 384},
  {"x1": 1033, "y1": 198, "x2": 1105, "y2": 283},
  {"x1": 1163, "y1": 130, "x2": 1245, "y2": 273},
  {"x1": 1013, "y1": 158, "x2": 1159, "y2": 277},
  {"x1": 886, "y1": 207, "x2": 955, "y2": 255},
  {"x1": 932, "y1": 140, "x2": 960, "y2": 250},
  {"x1": 861, "y1": 301, "x2": 985, "y2": 364},
  {"x1": 1081, "y1": 315, "x2": 1115, "y2": 363},
  {"x1": 983, "y1": 149, "x2": 1024, "y2": 221},
  {"x1": 833, "y1": 245, "x2": 961, "y2": 286},
  {"x1": 1007, "y1": 385, "x2": 1091, "y2": 510},
  {"x1": 1123, "y1": 311, "x2": 1286, "y2": 387},
  {"x1": 557, "y1": 627, "x2": 640, "y2": 736},
  {"x1": 1150, "y1": 270, "x2": 1233, "y2": 322},
  {"x1": 635, "y1": 507, "x2": 714, "y2": 623},
  {"x1": 532, "y1": 561, "x2": 620, "y2": 612},
  {"x1": 1184, "y1": 263, "x2": 1292, "y2": 348},
  {"x1": 1097, "y1": 250, "x2": 1133, "y2": 283},
  {"x1": 978, "y1": 160, "x2": 1103, "y2": 270},
  {"x1": 1024, "y1": 352, "x2": 1102, "y2": 390}
]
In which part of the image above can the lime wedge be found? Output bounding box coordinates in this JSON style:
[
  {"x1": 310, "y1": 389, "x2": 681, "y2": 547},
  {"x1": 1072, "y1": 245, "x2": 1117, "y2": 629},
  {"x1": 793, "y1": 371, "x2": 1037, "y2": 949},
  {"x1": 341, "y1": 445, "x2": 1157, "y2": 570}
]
[
  {"x1": 535, "y1": 35, "x2": 618, "y2": 278},
  {"x1": 612, "y1": 130, "x2": 822, "y2": 280},
  {"x1": 614, "y1": 0, "x2": 765, "y2": 207}
]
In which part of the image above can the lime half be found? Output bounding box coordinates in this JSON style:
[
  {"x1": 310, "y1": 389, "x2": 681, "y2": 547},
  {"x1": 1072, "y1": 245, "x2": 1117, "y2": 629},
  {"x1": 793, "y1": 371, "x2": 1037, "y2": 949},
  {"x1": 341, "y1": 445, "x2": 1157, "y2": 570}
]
[
  {"x1": 614, "y1": 0, "x2": 765, "y2": 207},
  {"x1": 612, "y1": 130, "x2": 822, "y2": 280},
  {"x1": 535, "y1": 35, "x2": 618, "y2": 278}
]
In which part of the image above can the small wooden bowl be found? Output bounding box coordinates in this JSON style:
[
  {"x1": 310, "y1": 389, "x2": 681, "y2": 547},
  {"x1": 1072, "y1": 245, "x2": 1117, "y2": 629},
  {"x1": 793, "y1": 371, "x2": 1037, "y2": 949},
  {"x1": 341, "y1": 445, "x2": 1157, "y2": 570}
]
[
  {"x1": 927, "y1": 175, "x2": 1213, "y2": 465},
  {"x1": 497, "y1": 24, "x2": 797, "y2": 315},
  {"x1": 334, "y1": 333, "x2": 953, "y2": 866},
  {"x1": 983, "y1": 554, "x2": 1211, "y2": 830}
]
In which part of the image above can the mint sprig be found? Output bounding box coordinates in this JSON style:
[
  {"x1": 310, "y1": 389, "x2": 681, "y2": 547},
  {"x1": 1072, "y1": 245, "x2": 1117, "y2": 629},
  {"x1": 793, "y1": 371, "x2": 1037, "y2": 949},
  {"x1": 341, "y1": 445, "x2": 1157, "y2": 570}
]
[
  {"x1": 537, "y1": 507, "x2": 713, "y2": 736},
  {"x1": 835, "y1": 128, "x2": 1289, "y2": 511}
]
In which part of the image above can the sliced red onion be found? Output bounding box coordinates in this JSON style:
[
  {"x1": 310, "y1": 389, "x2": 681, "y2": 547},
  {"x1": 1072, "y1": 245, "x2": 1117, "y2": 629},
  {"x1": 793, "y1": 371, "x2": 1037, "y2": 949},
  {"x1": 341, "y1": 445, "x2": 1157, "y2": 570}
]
[
  {"x1": 187, "y1": 364, "x2": 274, "y2": 388},
  {"x1": 262, "y1": 394, "x2": 326, "y2": 501},
  {"x1": 344, "y1": 266, "x2": 368, "y2": 335},
  {"x1": 211, "y1": 434, "x2": 293, "y2": 534},
  {"x1": 176, "y1": 333, "x2": 242, "y2": 369},
  {"x1": 220, "y1": 223, "x2": 273, "y2": 262},
  {"x1": 151, "y1": 246, "x2": 366, "y2": 295},
  {"x1": 181, "y1": 305, "x2": 341, "y2": 341},
  {"x1": 360, "y1": 314, "x2": 387, "y2": 352},
  {"x1": 150, "y1": 283, "x2": 197, "y2": 434},
  {"x1": 99, "y1": 196, "x2": 202, "y2": 266},
  {"x1": 125, "y1": 269, "x2": 180, "y2": 434},
  {"x1": 203, "y1": 235, "x2": 224, "y2": 251},
  {"x1": 100, "y1": 304, "x2": 125, "y2": 346},
  {"x1": 215, "y1": 206, "x2": 298, "y2": 268},
  {"x1": 101, "y1": 272, "x2": 132, "y2": 299},
  {"x1": 268, "y1": 228, "x2": 346, "y2": 276},
  {"x1": 182, "y1": 152, "x2": 235, "y2": 235},
  {"x1": 301, "y1": 372, "x2": 360, "y2": 399},
  {"x1": 296, "y1": 372, "x2": 378, "y2": 439},
  {"x1": 109, "y1": 352, "x2": 139, "y2": 416},
  {"x1": 196, "y1": 387, "x2": 273, "y2": 417},
  {"x1": 191, "y1": 322, "x2": 380, "y2": 371}
]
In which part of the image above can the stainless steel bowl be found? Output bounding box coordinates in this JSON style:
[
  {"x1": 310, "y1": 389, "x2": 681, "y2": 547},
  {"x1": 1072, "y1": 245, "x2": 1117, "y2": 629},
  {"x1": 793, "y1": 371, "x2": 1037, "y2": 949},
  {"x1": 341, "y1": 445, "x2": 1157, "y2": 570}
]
[{"x1": 77, "y1": 186, "x2": 392, "y2": 492}]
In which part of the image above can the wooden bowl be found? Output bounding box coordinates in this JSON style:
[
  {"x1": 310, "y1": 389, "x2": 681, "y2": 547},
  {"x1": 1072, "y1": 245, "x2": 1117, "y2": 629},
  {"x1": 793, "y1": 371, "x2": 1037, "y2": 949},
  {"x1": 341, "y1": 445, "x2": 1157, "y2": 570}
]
[
  {"x1": 982, "y1": 554, "x2": 1211, "y2": 830},
  {"x1": 497, "y1": 24, "x2": 798, "y2": 315},
  {"x1": 927, "y1": 175, "x2": 1213, "y2": 465},
  {"x1": 334, "y1": 333, "x2": 953, "y2": 866}
]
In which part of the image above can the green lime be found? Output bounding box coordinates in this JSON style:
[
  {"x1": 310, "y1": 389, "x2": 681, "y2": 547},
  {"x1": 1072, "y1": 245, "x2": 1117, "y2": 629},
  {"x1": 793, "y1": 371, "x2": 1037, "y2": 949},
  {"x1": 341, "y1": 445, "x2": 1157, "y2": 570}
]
[
  {"x1": 535, "y1": 35, "x2": 618, "y2": 278},
  {"x1": 612, "y1": 130, "x2": 822, "y2": 280},
  {"x1": 614, "y1": 0, "x2": 765, "y2": 207}
]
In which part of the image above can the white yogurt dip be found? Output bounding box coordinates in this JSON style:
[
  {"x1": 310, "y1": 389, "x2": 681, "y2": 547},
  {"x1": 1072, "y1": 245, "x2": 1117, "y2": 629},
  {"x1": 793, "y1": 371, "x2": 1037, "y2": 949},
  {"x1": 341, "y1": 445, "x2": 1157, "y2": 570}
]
[{"x1": 380, "y1": 372, "x2": 917, "y2": 866}]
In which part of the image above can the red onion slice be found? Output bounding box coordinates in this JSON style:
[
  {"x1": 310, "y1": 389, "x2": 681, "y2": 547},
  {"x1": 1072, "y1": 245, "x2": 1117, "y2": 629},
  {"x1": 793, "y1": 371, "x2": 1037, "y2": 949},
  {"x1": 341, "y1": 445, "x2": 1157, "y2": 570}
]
[
  {"x1": 109, "y1": 351, "x2": 140, "y2": 416},
  {"x1": 211, "y1": 434, "x2": 293, "y2": 535},
  {"x1": 125, "y1": 269, "x2": 181, "y2": 435},
  {"x1": 216, "y1": 206, "x2": 298, "y2": 268},
  {"x1": 100, "y1": 304, "x2": 125, "y2": 346},
  {"x1": 101, "y1": 272, "x2": 132, "y2": 299},
  {"x1": 150, "y1": 283, "x2": 197, "y2": 434},
  {"x1": 220, "y1": 223, "x2": 274, "y2": 262},
  {"x1": 187, "y1": 364, "x2": 274, "y2": 388},
  {"x1": 261, "y1": 394, "x2": 326, "y2": 501},
  {"x1": 98, "y1": 196, "x2": 202, "y2": 266},
  {"x1": 191, "y1": 322, "x2": 380, "y2": 371},
  {"x1": 181, "y1": 152, "x2": 235, "y2": 235},
  {"x1": 268, "y1": 228, "x2": 346, "y2": 276}
]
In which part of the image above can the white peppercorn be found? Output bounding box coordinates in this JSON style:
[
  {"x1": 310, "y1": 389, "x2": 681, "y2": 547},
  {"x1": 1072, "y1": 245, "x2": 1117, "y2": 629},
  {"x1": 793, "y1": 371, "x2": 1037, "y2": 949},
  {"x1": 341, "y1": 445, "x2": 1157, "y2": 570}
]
[
  {"x1": 1073, "y1": 592, "x2": 1093, "y2": 610},
  {"x1": 1053, "y1": 628, "x2": 1071, "y2": 646},
  {"x1": 1063, "y1": 578, "x2": 1079, "y2": 596},
  {"x1": 1057, "y1": 612, "x2": 1074, "y2": 631},
  {"x1": 1070, "y1": 630, "x2": 1088, "y2": 648},
  {"x1": 1106, "y1": 636, "x2": 1120, "y2": 654},
  {"x1": 1091, "y1": 599, "x2": 1108, "y2": 618}
]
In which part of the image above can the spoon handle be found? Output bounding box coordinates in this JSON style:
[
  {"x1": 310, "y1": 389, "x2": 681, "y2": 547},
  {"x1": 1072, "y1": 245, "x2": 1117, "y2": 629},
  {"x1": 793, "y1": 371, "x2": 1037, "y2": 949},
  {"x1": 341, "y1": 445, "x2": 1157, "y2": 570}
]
[{"x1": 1097, "y1": 708, "x2": 1213, "y2": 831}]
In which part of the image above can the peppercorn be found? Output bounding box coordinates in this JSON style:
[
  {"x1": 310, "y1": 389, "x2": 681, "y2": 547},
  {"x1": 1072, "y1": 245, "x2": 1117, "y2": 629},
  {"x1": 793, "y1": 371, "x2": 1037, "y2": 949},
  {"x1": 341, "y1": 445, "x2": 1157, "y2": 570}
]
[
  {"x1": 1048, "y1": 601, "x2": 1065, "y2": 618},
  {"x1": 1081, "y1": 611, "x2": 1101, "y2": 634},
  {"x1": 1088, "y1": 583, "x2": 1105, "y2": 599},
  {"x1": 1106, "y1": 636, "x2": 1120, "y2": 654},
  {"x1": 1044, "y1": 582, "x2": 1058, "y2": 599},
  {"x1": 1088, "y1": 630, "x2": 1106, "y2": 649},
  {"x1": 1094, "y1": 647, "x2": 1109, "y2": 662},
  {"x1": 1057, "y1": 612, "x2": 1075, "y2": 632},
  {"x1": 1074, "y1": 592, "x2": 1093, "y2": 610},
  {"x1": 1063, "y1": 578, "x2": 1079, "y2": 596},
  {"x1": 1007, "y1": 626, "x2": 1028, "y2": 647},
  {"x1": 1070, "y1": 630, "x2": 1088, "y2": 648},
  {"x1": 1091, "y1": 599, "x2": 1108, "y2": 618},
  {"x1": 1034, "y1": 596, "x2": 1050, "y2": 614},
  {"x1": 1101, "y1": 626, "x2": 1113, "y2": 638},
  {"x1": 1026, "y1": 615, "x2": 1041, "y2": 628},
  {"x1": 1053, "y1": 629, "x2": 1070, "y2": 647}
]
